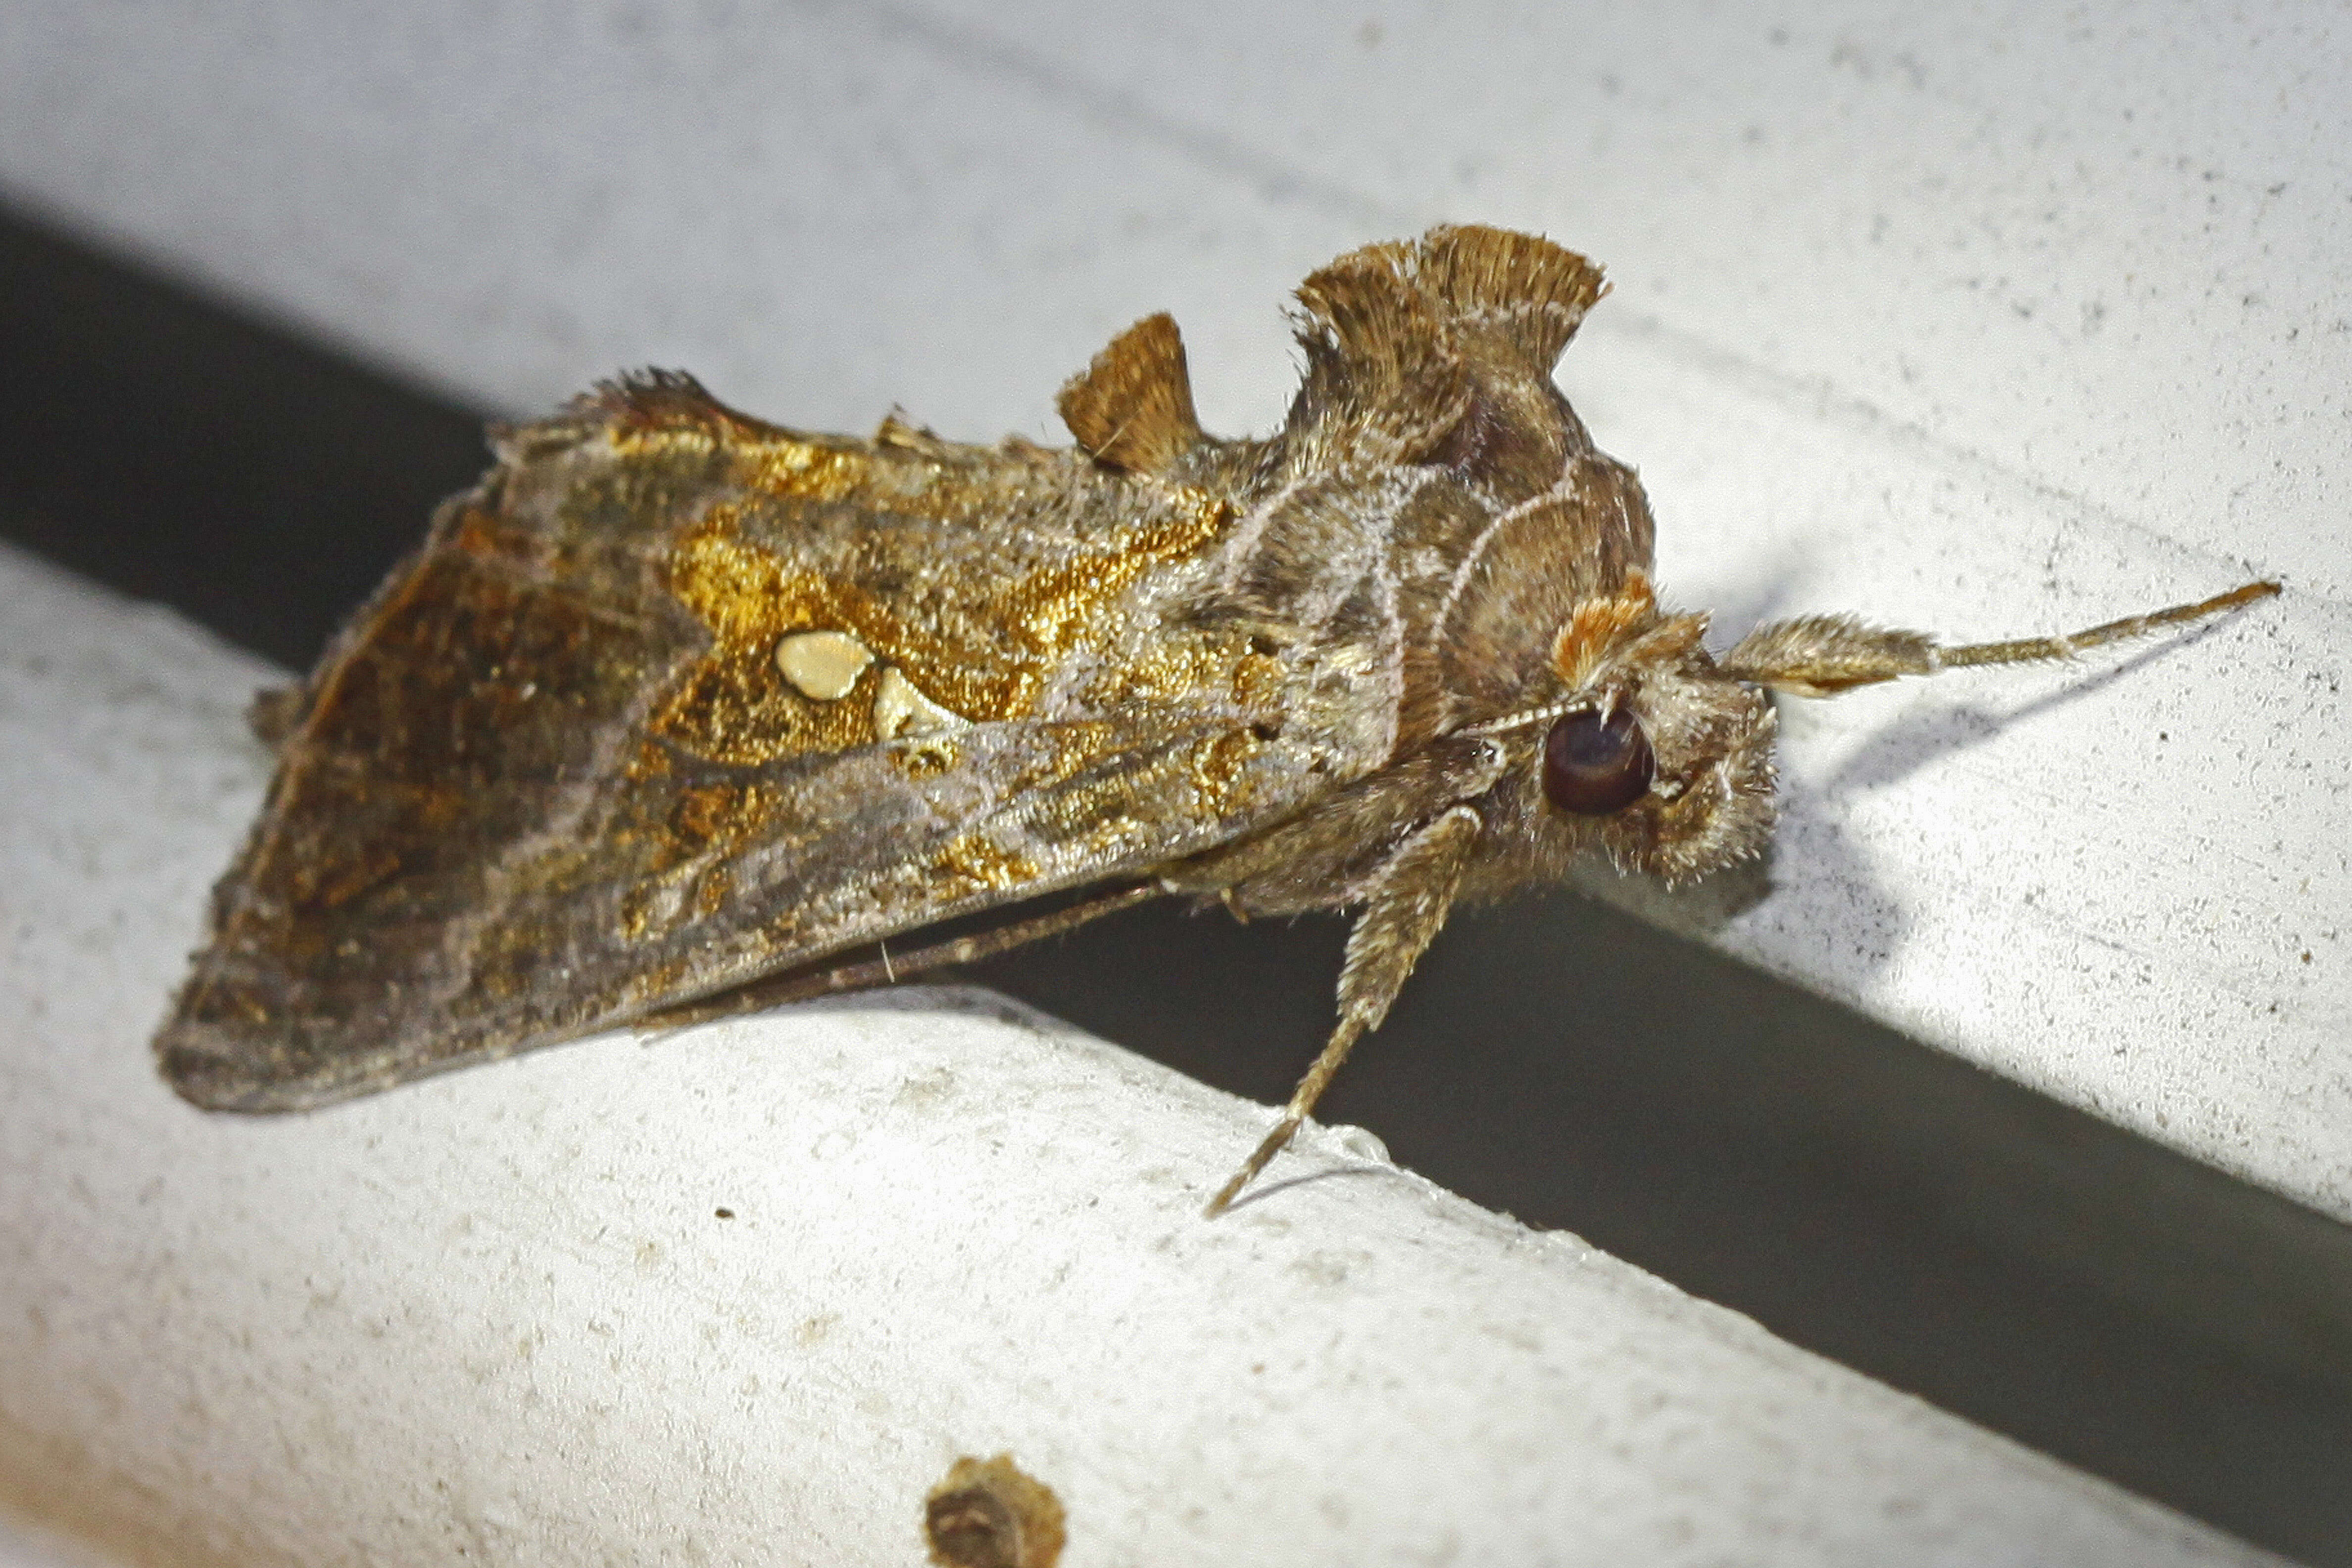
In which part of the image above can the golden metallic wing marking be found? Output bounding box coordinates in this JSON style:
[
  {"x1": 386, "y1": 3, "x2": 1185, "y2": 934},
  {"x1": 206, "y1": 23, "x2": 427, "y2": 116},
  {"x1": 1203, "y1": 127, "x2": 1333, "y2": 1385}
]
[{"x1": 157, "y1": 377, "x2": 1323, "y2": 1110}]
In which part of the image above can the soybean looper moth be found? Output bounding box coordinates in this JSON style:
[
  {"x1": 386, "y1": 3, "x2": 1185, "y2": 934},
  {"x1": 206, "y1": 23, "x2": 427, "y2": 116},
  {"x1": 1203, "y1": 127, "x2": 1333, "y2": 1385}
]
[{"x1": 156, "y1": 226, "x2": 2278, "y2": 1214}]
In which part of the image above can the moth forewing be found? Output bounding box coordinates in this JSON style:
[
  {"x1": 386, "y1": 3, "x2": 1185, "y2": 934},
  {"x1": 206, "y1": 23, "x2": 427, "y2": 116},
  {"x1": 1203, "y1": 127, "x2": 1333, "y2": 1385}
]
[
  {"x1": 156, "y1": 354, "x2": 1355, "y2": 1109},
  {"x1": 154, "y1": 225, "x2": 2280, "y2": 1223}
]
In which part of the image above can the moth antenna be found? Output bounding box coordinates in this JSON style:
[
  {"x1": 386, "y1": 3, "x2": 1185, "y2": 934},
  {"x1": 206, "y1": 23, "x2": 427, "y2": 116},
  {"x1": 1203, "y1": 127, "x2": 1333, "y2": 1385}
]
[
  {"x1": 1936, "y1": 578, "x2": 2280, "y2": 669},
  {"x1": 1721, "y1": 579, "x2": 2278, "y2": 697}
]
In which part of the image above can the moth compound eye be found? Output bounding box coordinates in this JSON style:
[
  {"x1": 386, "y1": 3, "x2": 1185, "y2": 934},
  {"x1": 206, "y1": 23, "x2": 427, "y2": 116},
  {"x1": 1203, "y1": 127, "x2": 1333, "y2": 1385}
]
[{"x1": 1542, "y1": 706, "x2": 1655, "y2": 815}]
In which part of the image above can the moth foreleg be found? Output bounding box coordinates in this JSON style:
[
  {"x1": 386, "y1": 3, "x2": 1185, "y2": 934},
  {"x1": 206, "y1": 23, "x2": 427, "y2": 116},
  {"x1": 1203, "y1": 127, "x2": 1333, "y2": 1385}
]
[
  {"x1": 1204, "y1": 803, "x2": 1484, "y2": 1217},
  {"x1": 1720, "y1": 579, "x2": 2278, "y2": 698},
  {"x1": 1164, "y1": 735, "x2": 1506, "y2": 917}
]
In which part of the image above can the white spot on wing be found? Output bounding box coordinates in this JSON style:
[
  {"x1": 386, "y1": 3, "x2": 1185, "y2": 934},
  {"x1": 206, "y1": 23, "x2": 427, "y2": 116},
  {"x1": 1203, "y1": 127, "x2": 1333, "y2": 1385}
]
[
  {"x1": 872, "y1": 666, "x2": 970, "y2": 738},
  {"x1": 776, "y1": 630, "x2": 874, "y2": 700}
]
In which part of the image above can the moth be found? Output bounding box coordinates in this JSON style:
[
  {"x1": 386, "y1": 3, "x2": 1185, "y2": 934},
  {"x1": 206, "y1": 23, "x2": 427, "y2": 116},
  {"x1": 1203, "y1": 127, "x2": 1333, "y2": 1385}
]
[{"x1": 157, "y1": 225, "x2": 2277, "y2": 1215}]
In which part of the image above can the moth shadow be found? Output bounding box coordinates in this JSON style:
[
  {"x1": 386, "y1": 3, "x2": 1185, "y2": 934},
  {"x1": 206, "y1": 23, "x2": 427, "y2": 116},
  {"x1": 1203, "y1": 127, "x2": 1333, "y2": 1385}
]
[
  {"x1": 1571, "y1": 811, "x2": 1908, "y2": 989},
  {"x1": 1706, "y1": 572, "x2": 1819, "y2": 647},
  {"x1": 1680, "y1": 537, "x2": 1822, "y2": 659},
  {"x1": 1211, "y1": 1160, "x2": 1412, "y2": 1217},
  {"x1": 1819, "y1": 626, "x2": 2222, "y2": 797},
  {"x1": 1570, "y1": 846, "x2": 1778, "y2": 942}
]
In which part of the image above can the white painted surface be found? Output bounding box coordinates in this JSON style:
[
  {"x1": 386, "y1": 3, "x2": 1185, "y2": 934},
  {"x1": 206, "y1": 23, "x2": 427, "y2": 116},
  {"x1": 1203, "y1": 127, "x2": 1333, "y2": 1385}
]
[
  {"x1": 0, "y1": 1514, "x2": 105, "y2": 1568},
  {"x1": 2, "y1": 1, "x2": 2340, "y2": 1224},
  {"x1": 0, "y1": 539, "x2": 2282, "y2": 1568}
]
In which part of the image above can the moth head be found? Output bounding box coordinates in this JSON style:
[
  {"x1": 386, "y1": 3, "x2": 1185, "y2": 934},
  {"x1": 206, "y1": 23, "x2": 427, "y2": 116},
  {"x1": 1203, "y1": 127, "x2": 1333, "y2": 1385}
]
[{"x1": 1475, "y1": 571, "x2": 1778, "y2": 885}]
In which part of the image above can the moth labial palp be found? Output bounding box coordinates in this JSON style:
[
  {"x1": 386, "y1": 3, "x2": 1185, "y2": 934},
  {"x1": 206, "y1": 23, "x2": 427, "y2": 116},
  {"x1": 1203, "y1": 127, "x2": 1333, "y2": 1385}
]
[{"x1": 150, "y1": 224, "x2": 2283, "y2": 1220}]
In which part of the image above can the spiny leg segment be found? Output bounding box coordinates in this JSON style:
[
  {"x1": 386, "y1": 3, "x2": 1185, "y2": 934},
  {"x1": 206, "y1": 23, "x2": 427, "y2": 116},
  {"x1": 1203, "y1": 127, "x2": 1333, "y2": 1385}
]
[
  {"x1": 1204, "y1": 1015, "x2": 1373, "y2": 1220},
  {"x1": 1205, "y1": 805, "x2": 1485, "y2": 1218}
]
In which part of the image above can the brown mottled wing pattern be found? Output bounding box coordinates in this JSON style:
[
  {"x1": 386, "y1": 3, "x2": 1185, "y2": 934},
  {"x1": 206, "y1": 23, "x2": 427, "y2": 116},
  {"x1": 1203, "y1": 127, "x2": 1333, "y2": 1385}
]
[
  {"x1": 159, "y1": 224, "x2": 1645, "y2": 1115},
  {"x1": 158, "y1": 377, "x2": 1366, "y2": 1109}
]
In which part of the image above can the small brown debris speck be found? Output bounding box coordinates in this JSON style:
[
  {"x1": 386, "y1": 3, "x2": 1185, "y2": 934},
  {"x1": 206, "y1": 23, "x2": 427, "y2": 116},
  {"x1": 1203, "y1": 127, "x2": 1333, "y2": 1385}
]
[{"x1": 926, "y1": 1453, "x2": 1065, "y2": 1568}]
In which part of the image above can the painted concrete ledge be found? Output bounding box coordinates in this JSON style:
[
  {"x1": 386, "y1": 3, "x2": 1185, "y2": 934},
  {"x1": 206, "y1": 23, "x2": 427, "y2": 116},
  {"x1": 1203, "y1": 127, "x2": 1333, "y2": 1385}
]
[{"x1": 0, "y1": 549, "x2": 2289, "y2": 1564}]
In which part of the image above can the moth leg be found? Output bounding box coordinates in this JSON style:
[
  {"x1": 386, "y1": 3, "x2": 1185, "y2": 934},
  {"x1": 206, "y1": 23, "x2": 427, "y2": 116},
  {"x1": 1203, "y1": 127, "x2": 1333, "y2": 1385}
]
[
  {"x1": 1165, "y1": 734, "x2": 1507, "y2": 915},
  {"x1": 1720, "y1": 579, "x2": 2278, "y2": 697},
  {"x1": 634, "y1": 883, "x2": 1162, "y2": 1032},
  {"x1": 1204, "y1": 804, "x2": 1484, "y2": 1218}
]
